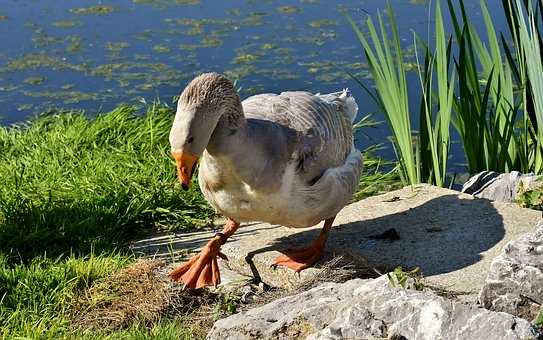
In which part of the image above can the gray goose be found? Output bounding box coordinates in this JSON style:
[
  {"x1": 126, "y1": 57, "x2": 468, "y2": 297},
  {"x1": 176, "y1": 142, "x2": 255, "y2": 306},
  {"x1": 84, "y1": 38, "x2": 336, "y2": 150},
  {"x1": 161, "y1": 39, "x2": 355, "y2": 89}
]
[{"x1": 169, "y1": 73, "x2": 363, "y2": 289}]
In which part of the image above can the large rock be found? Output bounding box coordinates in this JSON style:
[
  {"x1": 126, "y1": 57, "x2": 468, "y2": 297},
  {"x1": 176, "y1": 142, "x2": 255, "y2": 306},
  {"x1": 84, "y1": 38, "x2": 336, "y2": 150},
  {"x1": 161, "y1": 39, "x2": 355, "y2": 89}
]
[
  {"x1": 480, "y1": 220, "x2": 543, "y2": 320},
  {"x1": 462, "y1": 171, "x2": 541, "y2": 202},
  {"x1": 208, "y1": 276, "x2": 541, "y2": 340},
  {"x1": 132, "y1": 184, "x2": 542, "y2": 293}
]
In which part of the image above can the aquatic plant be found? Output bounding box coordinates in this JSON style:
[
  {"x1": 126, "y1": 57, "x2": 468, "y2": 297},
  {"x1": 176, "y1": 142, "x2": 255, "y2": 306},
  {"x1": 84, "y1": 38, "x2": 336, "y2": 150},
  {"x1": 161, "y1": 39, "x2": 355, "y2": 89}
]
[
  {"x1": 351, "y1": 0, "x2": 543, "y2": 185},
  {"x1": 70, "y1": 5, "x2": 115, "y2": 15},
  {"x1": 348, "y1": 2, "x2": 453, "y2": 186}
]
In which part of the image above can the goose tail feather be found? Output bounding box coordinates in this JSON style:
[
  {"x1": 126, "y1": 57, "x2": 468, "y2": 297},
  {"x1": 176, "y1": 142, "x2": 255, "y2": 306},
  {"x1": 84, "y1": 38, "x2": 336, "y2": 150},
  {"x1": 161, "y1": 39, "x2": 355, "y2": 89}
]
[{"x1": 339, "y1": 89, "x2": 358, "y2": 123}]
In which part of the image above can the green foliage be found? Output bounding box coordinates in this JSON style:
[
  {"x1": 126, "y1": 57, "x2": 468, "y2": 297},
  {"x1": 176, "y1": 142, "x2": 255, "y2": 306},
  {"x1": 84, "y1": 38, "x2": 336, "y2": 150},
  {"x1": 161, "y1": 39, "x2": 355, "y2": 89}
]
[
  {"x1": 348, "y1": 2, "x2": 454, "y2": 187},
  {"x1": 387, "y1": 266, "x2": 424, "y2": 291},
  {"x1": 354, "y1": 145, "x2": 403, "y2": 201},
  {"x1": 352, "y1": 115, "x2": 404, "y2": 200},
  {"x1": 448, "y1": 0, "x2": 520, "y2": 173},
  {"x1": 534, "y1": 305, "x2": 543, "y2": 328},
  {"x1": 82, "y1": 321, "x2": 195, "y2": 340},
  {"x1": 348, "y1": 5, "x2": 418, "y2": 186},
  {"x1": 214, "y1": 292, "x2": 241, "y2": 318},
  {"x1": 516, "y1": 178, "x2": 543, "y2": 210},
  {"x1": 517, "y1": 189, "x2": 543, "y2": 210},
  {"x1": 0, "y1": 104, "x2": 214, "y2": 262},
  {"x1": 502, "y1": 0, "x2": 543, "y2": 174},
  {"x1": 351, "y1": 0, "x2": 543, "y2": 181},
  {"x1": 0, "y1": 253, "x2": 129, "y2": 338}
]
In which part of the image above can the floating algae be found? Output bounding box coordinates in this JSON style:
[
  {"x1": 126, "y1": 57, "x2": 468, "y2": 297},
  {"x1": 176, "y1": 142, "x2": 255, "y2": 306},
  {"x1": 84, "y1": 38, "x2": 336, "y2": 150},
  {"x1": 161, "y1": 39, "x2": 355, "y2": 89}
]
[
  {"x1": 232, "y1": 53, "x2": 260, "y2": 65},
  {"x1": 105, "y1": 41, "x2": 130, "y2": 57},
  {"x1": 135, "y1": 30, "x2": 154, "y2": 41},
  {"x1": 277, "y1": 6, "x2": 300, "y2": 14},
  {"x1": 260, "y1": 43, "x2": 276, "y2": 50},
  {"x1": 66, "y1": 35, "x2": 84, "y2": 53},
  {"x1": 308, "y1": 19, "x2": 337, "y2": 28},
  {"x1": 22, "y1": 90, "x2": 97, "y2": 104},
  {"x1": 91, "y1": 63, "x2": 132, "y2": 79},
  {"x1": 185, "y1": 24, "x2": 203, "y2": 36},
  {"x1": 201, "y1": 36, "x2": 222, "y2": 47},
  {"x1": 0, "y1": 15, "x2": 7, "y2": 21},
  {"x1": 242, "y1": 12, "x2": 267, "y2": 26},
  {"x1": 4, "y1": 54, "x2": 88, "y2": 72},
  {"x1": 0, "y1": 84, "x2": 18, "y2": 92},
  {"x1": 224, "y1": 65, "x2": 256, "y2": 80},
  {"x1": 134, "y1": 54, "x2": 150, "y2": 61},
  {"x1": 70, "y1": 6, "x2": 115, "y2": 15},
  {"x1": 152, "y1": 45, "x2": 171, "y2": 53},
  {"x1": 178, "y1": 44, "x2": 199, "y2": 51},
  {"x1": 52, "y1": 20, "x2": 81, "y2": 28},
  {"x1": 32, "y1": 30, "x2": 63, "y2": 47},
  {"x1": 133, "y1": 0, "x2": 200, "y2": 7},
  {"x1": 23, "y1": 76, "x2": 46, "y2": 85},
  {"x1": 17, "y1": 104, "x2": 33, "y2": 111}
]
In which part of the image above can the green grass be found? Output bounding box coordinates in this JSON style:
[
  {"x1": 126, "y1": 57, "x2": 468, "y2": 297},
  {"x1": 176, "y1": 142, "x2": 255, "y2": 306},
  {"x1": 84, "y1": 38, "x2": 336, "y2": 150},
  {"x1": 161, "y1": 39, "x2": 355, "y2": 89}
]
[
  {"x1": 76, "y1": 321, "x2": 196, "y2": 340},
  {"x1": 0, "y1": 104, "x2": 214, "y2": 263},
  {"x1": 0, "y1": 104, "x2": 214, "y2": 338},
  {"x1": 0, "y1": 253, "x2": 129, "y2": 338},
  {"x1": 0, "y1": 104, "x2": 400, "y2": 338}
]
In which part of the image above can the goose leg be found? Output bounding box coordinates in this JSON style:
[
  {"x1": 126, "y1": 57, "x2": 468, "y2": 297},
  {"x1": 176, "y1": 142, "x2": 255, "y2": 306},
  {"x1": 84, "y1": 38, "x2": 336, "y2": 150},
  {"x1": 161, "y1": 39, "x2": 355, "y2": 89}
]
[
  {"x1": 272, "y1": 216, "x2": 335, "y2": 273},
  {"x1": 170, "y1": 218, "x2": 239, "y2": 289}
]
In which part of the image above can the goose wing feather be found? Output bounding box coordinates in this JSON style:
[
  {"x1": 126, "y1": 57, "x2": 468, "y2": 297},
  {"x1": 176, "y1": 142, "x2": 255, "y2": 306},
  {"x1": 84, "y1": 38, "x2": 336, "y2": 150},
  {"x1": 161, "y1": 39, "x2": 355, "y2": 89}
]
[{"x1": 242, "y1": 91, "x2": 354, "y2": 183}]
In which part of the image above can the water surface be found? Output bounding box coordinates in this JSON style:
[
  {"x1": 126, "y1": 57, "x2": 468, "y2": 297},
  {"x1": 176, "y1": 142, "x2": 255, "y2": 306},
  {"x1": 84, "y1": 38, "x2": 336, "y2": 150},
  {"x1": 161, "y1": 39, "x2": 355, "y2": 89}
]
[{"x1": 0, "y1": 0, "x2": 507, "y2": 169}]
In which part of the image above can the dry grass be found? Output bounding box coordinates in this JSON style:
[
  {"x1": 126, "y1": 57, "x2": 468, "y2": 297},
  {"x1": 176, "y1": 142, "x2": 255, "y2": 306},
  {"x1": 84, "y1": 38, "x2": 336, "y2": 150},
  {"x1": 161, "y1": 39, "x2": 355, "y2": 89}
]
[
  {"x1": 71, "y1": 259, "x2": 171, "y2": 331},
  {"x1": 70, "y1": 259, "x2": 241, "y2": 338}
]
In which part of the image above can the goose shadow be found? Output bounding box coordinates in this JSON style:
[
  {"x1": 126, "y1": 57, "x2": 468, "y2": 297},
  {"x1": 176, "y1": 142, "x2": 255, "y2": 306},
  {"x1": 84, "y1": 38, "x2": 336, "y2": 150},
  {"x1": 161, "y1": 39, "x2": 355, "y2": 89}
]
[
  {"x1": 130, "y1": 223, "x2": 278, "y2": 259},
  {"x1": 241, "y1": 194, "x2": 505, "y2": 279}
]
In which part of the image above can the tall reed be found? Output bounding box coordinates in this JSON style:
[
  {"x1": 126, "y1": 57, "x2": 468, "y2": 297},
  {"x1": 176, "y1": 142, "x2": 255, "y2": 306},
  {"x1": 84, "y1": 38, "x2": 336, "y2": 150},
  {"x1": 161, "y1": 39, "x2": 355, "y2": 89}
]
[
  {"x1": 351, "y1": 0, "x2": 543, "y2": 184},
  {"x1": 348, "y1": 2, "x2": 454, "y2": 186}
]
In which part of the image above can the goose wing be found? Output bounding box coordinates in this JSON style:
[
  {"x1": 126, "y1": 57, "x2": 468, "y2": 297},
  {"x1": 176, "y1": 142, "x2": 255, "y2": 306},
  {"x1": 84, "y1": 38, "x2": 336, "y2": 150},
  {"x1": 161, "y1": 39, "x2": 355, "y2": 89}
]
[{"x1": 242, "y1": 91, "x2": 356, "y2": 183}]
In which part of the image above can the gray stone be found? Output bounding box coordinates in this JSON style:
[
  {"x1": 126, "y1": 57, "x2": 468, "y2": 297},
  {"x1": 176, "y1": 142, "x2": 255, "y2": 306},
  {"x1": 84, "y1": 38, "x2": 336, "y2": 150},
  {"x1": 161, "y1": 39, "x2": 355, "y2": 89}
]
[
  {"x1": 207, "y1": 276, "x2": 541, "y2": 340},
  {"x1": 133, "y1": 185, "x2": 542, "y2": 293},
  {"x1": 462, "y1": 171, "x2": 541, "y2": 202},
  {"x1": 480, "y1": 220, "x2": 543, "y2": 320}
]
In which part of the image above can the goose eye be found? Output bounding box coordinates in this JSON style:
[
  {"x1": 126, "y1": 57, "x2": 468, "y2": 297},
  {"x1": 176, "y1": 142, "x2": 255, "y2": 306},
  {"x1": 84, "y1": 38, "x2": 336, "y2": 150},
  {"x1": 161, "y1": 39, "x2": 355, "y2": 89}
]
[{"x1": 187, "y1": 137, "x2": 194, "y2": 144}]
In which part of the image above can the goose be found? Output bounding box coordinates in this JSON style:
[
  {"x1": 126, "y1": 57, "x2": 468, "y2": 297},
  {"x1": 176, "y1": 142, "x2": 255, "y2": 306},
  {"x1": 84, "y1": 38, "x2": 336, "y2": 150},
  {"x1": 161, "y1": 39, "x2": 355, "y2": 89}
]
[{"x1": 169, "y1": 73, "x2": 363, "y2": 289}]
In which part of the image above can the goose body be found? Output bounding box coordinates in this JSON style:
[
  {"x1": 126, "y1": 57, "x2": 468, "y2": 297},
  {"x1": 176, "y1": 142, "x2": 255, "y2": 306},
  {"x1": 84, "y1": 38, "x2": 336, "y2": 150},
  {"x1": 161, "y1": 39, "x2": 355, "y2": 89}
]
[
  {"x1": 169, "y1": 73, "x2": 364, "y2": 288},
  {"x1": 198, "y1": 90, "x2": 363, "y2": 227}
]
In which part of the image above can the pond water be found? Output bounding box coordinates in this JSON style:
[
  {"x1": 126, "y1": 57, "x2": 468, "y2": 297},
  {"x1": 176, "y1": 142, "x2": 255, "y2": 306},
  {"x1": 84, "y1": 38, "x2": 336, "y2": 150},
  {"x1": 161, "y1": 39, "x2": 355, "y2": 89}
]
[{"x1": 0, "y1": 0, "x2": 506, "y2": 170}]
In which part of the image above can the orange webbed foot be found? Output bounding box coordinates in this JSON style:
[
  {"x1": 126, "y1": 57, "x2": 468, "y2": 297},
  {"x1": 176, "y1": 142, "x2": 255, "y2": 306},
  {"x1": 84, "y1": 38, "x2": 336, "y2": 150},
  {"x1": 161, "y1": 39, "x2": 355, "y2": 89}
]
[
  {"x1": 272, "y1": 242, "x2": 325, "y2": 273},
  {"x1": 169, "y1": 238, "x2": 227, "y2": 289}
]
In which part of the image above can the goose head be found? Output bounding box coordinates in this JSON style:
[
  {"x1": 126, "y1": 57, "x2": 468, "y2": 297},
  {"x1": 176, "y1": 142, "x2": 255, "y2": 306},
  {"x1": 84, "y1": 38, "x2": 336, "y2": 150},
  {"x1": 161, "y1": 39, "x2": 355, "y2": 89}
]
[{"x1": 169, "y1": 72, "x2": 241, "y2": 190}]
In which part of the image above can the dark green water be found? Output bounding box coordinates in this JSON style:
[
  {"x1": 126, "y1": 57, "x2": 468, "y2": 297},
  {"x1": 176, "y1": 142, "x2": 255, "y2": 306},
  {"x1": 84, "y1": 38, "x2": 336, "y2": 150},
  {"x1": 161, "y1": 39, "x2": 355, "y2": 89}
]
[{"x1": 0, "y1": 0, "x2": 506, "y2": 169}]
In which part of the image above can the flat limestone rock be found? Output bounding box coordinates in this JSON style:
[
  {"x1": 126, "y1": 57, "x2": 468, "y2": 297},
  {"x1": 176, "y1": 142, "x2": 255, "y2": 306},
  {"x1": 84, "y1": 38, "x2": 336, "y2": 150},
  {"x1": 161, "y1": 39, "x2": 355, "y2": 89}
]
[
  {"x1": 208, "y1": 276, "x2": 541, "y2": 340},
  {"x1": 220, "y1": 184, "x2": 542, "y2": 292},
  {"x1": 132, "y1": 184, "x2": 542, "y2": 293}
]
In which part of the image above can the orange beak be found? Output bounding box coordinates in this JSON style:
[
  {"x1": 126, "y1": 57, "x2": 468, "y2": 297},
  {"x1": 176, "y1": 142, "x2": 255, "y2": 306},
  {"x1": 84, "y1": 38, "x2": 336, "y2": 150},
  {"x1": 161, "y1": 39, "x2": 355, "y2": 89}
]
[{"x1": 172, "y1": 150, "x2": 199, "y2": 190}]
